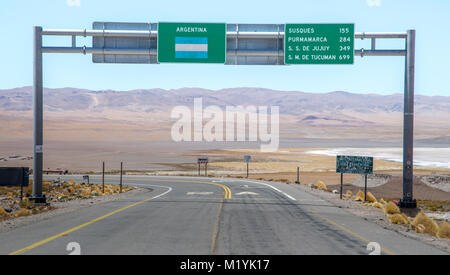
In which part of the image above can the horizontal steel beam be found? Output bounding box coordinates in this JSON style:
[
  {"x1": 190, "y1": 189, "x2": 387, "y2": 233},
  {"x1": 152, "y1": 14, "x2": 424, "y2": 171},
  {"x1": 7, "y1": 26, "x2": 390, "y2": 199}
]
[
  {"x1": 42, "y1": 47, "x2": 157, "y2": 55},
  {"x1": 355, "y1": 49, "x2": 406, "y2": 56},
  {"x1": 42, "y1": 29, "x2": 407, "y2": 39},
  {"x1": 42, "y1": 29, "x2": 157, "y2": 38},
  {"x1": 43, "y1": 47, "x2": 406, "y2": 57},
  {"x1": 355, "y1": 32, "x2": 407, "y2": 39}
]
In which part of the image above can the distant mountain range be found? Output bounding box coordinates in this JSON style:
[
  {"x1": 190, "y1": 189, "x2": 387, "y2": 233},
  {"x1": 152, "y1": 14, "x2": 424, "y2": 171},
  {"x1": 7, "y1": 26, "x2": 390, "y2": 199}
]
[{"x1": 1, "y1": 87, "x2": 449, "y2": 117}]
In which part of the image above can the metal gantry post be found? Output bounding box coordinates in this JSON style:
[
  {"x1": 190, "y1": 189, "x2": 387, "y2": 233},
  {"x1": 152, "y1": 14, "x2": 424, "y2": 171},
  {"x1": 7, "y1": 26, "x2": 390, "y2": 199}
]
[
  {"x1": 31, "y1": 26, "x2": 46, "y2": 204},
  {"x1": 399, "y1": 30, "x2": 417, "y2": 208}
]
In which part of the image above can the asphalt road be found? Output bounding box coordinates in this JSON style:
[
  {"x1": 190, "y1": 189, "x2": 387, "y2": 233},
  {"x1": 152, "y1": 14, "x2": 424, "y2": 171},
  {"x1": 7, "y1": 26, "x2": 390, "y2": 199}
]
[{"x1": 0, "y1": 176, "x2": 447, "y2": 255}]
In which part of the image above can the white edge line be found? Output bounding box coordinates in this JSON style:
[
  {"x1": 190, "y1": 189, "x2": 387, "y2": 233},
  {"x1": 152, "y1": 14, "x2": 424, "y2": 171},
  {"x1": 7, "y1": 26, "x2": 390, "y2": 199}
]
[{"x1": 240, "y1": 180, "x2": 297, "y2": 201}]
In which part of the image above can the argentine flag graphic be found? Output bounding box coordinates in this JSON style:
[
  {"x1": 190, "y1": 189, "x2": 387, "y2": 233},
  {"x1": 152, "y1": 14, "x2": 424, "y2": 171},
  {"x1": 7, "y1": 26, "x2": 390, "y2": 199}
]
[{"x1": 175, "y1": 37, "x2": 208, "y2": 59}]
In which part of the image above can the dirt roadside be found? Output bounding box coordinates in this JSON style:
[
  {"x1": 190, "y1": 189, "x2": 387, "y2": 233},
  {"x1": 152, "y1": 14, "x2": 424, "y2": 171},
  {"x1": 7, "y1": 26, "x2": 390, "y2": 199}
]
[
  {"x1": 0, "y1": 186, "x2": 152, "y2": 234},
  {"x1": 289, "y1": 183, "x2": 450, "y2": 254}
]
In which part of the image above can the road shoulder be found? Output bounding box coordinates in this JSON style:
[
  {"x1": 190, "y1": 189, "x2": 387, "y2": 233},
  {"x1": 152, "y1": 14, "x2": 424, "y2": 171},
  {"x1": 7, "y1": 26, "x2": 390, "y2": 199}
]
[
  {"x1": 290, "y1": 182, "x2": 450, "y2": 254},
  {"x1": 0, "y1": 187, "x2": 151, "y2": 234}
]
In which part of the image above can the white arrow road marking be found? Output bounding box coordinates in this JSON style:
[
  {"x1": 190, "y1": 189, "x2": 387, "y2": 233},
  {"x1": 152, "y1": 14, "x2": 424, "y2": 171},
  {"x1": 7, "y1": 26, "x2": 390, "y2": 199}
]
[
  {"x1": 187, "y1": 192, "x2": 214, "y2": 195},
  {"x1": 236, "y1": 192, "x2": 259, "y2": 196},
  {"x1": 239, "y1": 180, "x2": 297, "y2": 201}
]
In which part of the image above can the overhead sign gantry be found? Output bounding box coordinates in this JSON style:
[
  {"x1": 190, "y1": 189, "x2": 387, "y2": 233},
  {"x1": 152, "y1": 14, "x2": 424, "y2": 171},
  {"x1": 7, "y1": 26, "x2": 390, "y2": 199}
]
[{"x1": 32, "y1": 22, "x2": 416, "y2": 209}]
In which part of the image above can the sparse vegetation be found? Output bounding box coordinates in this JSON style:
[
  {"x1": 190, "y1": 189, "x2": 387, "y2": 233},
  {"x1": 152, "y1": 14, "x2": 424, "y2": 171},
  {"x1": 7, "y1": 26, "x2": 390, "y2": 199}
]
[{"x1": 0, "y1": 180, "x2": 134, "y2": 222}]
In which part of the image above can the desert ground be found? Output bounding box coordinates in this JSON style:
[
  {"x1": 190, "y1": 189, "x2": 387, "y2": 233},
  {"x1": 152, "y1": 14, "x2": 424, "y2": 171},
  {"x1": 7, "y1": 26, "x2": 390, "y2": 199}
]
[{"x1": 1, "y1": 87, "x2": 449, "y2": 203}]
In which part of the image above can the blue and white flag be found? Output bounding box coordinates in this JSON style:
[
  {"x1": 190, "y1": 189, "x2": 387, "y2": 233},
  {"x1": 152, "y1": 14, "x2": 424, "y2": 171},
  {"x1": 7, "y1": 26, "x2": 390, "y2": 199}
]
[{"x1": 175, "y1": 37, "x2": 208, "y2": 59}]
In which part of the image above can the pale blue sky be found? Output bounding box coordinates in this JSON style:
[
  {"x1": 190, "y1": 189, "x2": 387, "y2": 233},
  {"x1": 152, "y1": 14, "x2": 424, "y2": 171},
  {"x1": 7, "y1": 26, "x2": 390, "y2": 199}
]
[{"x1": 0, "y1": 0, "x2": 449, "y2": 95}]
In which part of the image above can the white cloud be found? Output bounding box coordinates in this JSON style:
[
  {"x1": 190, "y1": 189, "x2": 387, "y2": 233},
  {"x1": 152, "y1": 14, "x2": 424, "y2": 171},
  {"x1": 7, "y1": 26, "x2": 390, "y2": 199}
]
[
  {"x1": 67, "y1": 0, "x2": 81, "y2": 7},
  {"x1": 366, "y1": 0, "x2": 381, "y2": 7}
]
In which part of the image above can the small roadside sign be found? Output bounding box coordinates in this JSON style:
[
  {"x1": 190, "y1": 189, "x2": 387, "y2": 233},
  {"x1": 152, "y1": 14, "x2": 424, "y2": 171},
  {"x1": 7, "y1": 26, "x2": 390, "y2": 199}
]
[
  {"x1": 0, "y1": 167, "x2": 29, "y2": 187},
  {"x1": 198, "y1": 158, "x2": 209, "y2": 164},
  {"x1": 197, "y1": 158, "x2": 209, "y2": 176},
  {"x1": 336, "y1": 155, "x2": 373, "y2": 174},
  {"x1": 244, "y1": 155, "x2": 251, "y2": 163},
  {"x1": 336, "y1": 155, "x2": 373, "y2": 201}
]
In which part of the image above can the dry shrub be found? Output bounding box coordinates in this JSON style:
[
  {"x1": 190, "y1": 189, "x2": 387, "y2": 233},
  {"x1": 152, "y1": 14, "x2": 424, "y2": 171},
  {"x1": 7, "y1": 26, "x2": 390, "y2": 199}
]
[
  {"x1": 315, "y1": 181, "x2": 327, "y2": 191},
  {"x1": 380, "y1": 198, "x2": 387, "y2": 205},
  {"x1": 383, "y1": 202, "x2": 400, "y2": 214},
  {"x1": 388, "y1": 214, "x2": 408, "y2": 224},
  {"x1": 366, "y1": 192, "x2": 377, "y2": 203},
  {"x1": 354, "y1": 190, "x2": 364, "y2": 201},
  {"x1": 401, "y1": 213, "x2": 411, "y2": 224},
  {"x1": 14, "y1": 209, "x2": 31, "y2": 217},
  {"x1": 415, "y1": 224, "x2": 426, "y2": 234},
  {"x1": 411, "y1": 211, "x2": 439, "y2": 236},
  {"x1": 372, "y1": 202, "x2": 384, "y2": 209},
  {"x1": 345, "y1": 190, "x2": 353, "y2": 198},
  {"x1": 437, "y1": 222, "x2": 450, "y2": 239},
  {"x1": 0, "y1": 207, "x2": 8, "y2": 217},
  {"x1": 81, "y1": 188, "x2": 90, "y2": 197}
]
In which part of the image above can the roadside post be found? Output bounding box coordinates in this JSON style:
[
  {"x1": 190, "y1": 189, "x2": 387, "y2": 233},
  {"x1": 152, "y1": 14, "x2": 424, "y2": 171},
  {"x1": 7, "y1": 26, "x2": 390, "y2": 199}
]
[
  {"x1": 244, "y1": 155, "x2": 251, "y2": 178},
  {"x1": 0, "y1": 168, "x2": 30, "y2": 202},
  {"x1": 364, "y1": 174, "x2": 368, "y2": 201},
  {"x1": 336, "y1": 156, "x2": 373, "y2": 200},
  {"x1": 120, "y1": 162, "x2": 123, "y2": 193},
  {"x1": 296, "y1": 167, "x2": 300, "y2": 184},
  {"x1": 102, "y1": 161, "x2": 105, "y2": 193}
]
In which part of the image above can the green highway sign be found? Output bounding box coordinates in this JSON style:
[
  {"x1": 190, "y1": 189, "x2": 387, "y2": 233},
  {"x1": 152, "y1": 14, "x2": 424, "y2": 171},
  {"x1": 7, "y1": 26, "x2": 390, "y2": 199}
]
[
  {"x1": 336, "y1": 155, "x2": 373, "y2": 174},
  {"x1": 285, "y1": 24, "x2": 354, "y2": 64},
  {"x1": 158, "y1": 22, "x2": 226, "y2": 63}
]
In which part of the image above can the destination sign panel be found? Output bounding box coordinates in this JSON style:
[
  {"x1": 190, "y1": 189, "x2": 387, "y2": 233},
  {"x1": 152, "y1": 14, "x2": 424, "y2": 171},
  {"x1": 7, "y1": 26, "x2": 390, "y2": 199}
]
[
  {"x1": 285, "y1": 23, "x2": 354, "y2": 64},
  {"x1": 158, "y1": 22, "x2": 226, "y2": 63}
]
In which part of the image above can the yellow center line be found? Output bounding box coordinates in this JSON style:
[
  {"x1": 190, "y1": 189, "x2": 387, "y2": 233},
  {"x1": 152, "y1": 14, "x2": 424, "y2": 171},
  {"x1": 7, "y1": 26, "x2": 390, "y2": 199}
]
[
  {"x1": 10, "y1": 195, "x2": 159, "y2": 255},
  {"x1": 310, "y1": 210, "x2": 396, "y2": 255},
  {"x1": 145, "y1": 178, "x2": 230, "y2": 254},
  {"x1": 9, "y1": 178, "x2": 231, "y2": 255}
]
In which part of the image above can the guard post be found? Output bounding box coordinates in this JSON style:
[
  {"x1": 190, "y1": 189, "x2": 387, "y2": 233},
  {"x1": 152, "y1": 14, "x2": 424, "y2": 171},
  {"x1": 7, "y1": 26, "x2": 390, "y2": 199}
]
[{"x1": 244, "y1": 155, "x2": 251, "y2": 178}]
